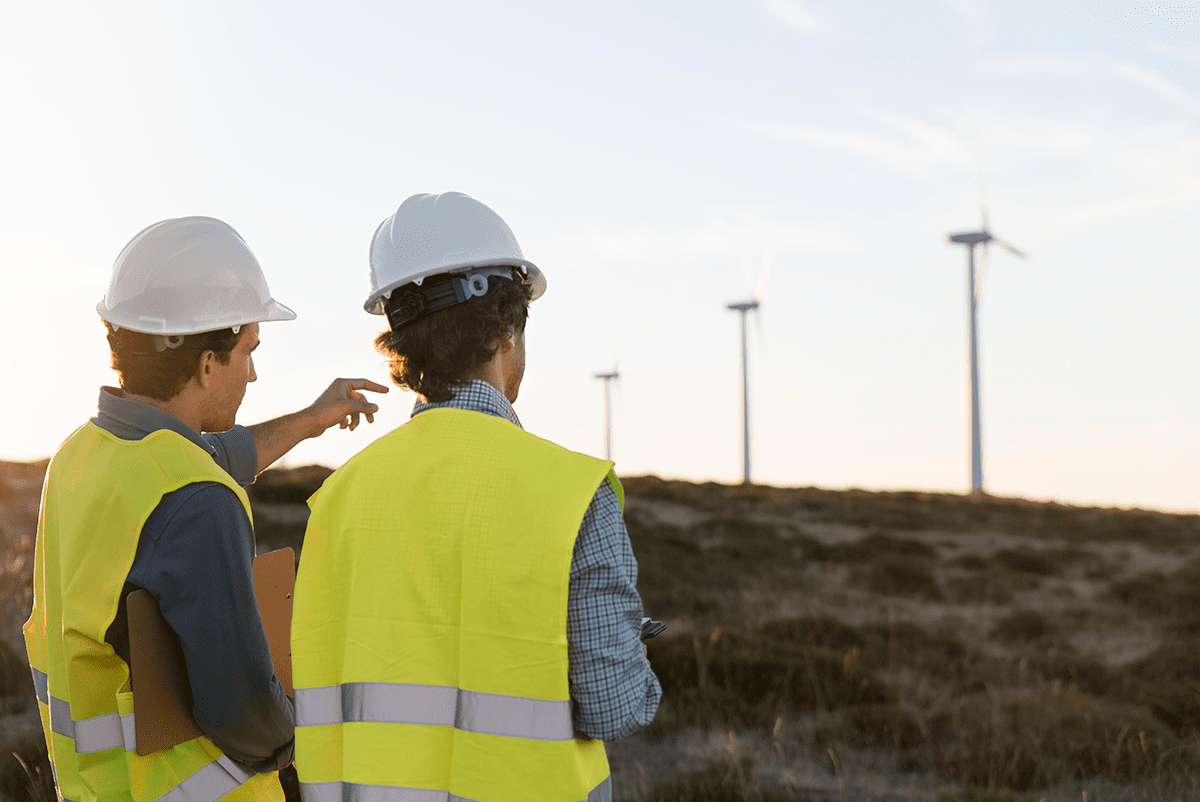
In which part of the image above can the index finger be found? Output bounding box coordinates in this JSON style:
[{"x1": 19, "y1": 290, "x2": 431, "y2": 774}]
[{"x1": 342, "y1": 378, "x2": 390, "y2": 394}]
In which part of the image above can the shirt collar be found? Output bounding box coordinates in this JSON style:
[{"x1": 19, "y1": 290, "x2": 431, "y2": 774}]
[
  {"x1": 411, "y1": 379, "x2": 522, "y2": 429},
  {"x1": 93, "y1": 386, "x2": 217, "y2": 455}
]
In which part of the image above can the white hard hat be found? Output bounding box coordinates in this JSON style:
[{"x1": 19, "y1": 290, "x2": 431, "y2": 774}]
[
  {"x1": 97, "y1": 216, "x2": 297, "y2": 335},
  {"x1": 365, "y1": 192, "x2": 547, "y2": 317}
]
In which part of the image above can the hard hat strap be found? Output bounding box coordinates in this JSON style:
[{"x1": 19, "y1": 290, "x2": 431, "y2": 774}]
[{"x1": 385, "y1": 267, "x2": 522, "y2": 330}]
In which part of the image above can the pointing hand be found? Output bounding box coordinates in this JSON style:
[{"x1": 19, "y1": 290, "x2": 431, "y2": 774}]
[{"x1": 306, "y1": 378, "x2": 390, "y2": 435}]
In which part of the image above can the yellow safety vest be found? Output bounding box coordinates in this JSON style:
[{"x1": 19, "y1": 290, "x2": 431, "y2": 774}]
[
  {"x1": 292, "y1": 408, "x2": 619, "y2": 802},
  {"x1": 22, "y1": 422, "x2": 284, "y2": 802}
]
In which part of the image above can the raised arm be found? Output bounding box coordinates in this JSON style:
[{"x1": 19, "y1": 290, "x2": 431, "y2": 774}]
[{"x1": 247, "y1": 378, "x2": 389, "y2": 474}]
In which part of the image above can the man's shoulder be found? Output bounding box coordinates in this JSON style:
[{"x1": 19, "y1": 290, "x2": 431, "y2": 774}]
[{"x1": 143, "y1": 480, "x2": 248, "y2": 546}]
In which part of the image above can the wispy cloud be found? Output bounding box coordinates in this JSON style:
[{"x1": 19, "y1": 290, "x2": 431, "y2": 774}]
[
  {"x1": 984, "y1": 54, "x2": 1196, "y2": 106},
  {"x1": 740, "y1": 103, "x2": 1200, "y2": 206},
  {"x1": 547, "y1": 206, "x2": 872, "y2": 263},
  {"x1": 763, "y1": 0, "x2": 819, "y2": 34},
  {"x1": 742, "y1": 112, "x2": 969, "y2": 181}
]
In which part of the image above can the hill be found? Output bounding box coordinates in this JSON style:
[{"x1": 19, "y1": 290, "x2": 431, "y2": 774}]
[{"x1": 2, "y1": 461, "x2": 1200, "y2": 800}]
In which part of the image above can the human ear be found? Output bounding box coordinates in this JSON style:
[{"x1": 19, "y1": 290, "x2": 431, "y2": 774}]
[
  {"x1": 496, "y1": 329, "x2": 516, "y2": 353},
  {"x1": 196, "y1": 350, "x2": 216, "y2": 389}
]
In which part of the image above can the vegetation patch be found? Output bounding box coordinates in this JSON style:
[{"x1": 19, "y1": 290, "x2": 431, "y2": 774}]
[
  {"x1": 935, "y1": 786, "x2": 1037, "y2": 802},
  {"x1": 991, "y1": 548, "x2": 1061, "y2": 577},
  {"x1": 946, "y1": 572, "x2": 1016, "y2": 605},
  {"x1": 0, "y1": 735, "x2": 54, "y2": 802},
  {"x1": 990, "y1": 610, "x2": 1054, "y2": 644},
  {"x1": 799, "y1": 531, "x2": 935, "y2": 564},
  {"x1": 922, "y1": 689, "x2": 1187, "y2": 791},
  {"x1": 848, "y1": 555, "x2": 942, "y2": 601},
  {"x1": 1127, "y1": 638, "x2": 1200, "y2": 736},
  {"x1": 640, "y1": 757, "x2": 796, "y2": 802},
  {"x1": 815, "y1": 702, "x2": 925, "y2": 751},
  {"x1": 646, "y1": 626, "x2": 892, "y2": 732}
]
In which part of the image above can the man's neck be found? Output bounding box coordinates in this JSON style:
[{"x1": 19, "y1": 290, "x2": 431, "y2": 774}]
[{"x1": 118, "y1": 388, "x2": 204, "y2": 435}]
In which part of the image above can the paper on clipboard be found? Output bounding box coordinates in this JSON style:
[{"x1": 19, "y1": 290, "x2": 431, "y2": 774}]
[{"x1": 127, "y1": 547, "x2": 295, "y2": 756}]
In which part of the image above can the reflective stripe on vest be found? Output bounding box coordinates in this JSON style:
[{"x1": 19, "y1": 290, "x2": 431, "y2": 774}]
[
  {"x1": 32, "y1": 667, "x2": 260, "y2": 802},
  {"x1": 33, "y1": 666, "x2": 133, "y2": 754},
  {"x1": 294, "y1": 682, "x2": 574, "y2": 741},
  {"x1": 298, "y1": 777, "x2": 612, "y2": 802}
]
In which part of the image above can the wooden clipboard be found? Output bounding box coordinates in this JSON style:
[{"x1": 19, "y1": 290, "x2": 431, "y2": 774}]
[{"x1": 127, "y1": 547, "x2": 295, "y2": 756}]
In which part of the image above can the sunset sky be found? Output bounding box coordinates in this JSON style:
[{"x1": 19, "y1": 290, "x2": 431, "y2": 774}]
[{"x1": 1, "y1": 1, "x2": 1196, "y2": 512}]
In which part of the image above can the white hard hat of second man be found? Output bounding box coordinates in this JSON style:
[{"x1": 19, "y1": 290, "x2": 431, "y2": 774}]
[{"x1": 364, "y1": 192, "x2": 547, "y2": 325}]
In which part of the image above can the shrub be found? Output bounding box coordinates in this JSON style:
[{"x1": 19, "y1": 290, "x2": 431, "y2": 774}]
[
  {"x1": 990, "y1": 610, "x2": 1054, "y2": 644},
  {"x1": 646, "y1": 627, "x2": 893, "y2": 731},
  {"x1": 923, "y1": 689, "x2": 1179, "y2": 791},
  {"x1": 817, "y1": 702, "x2": 924, "y2": 750},
  {"x1": 946, "y1": 573, "x2": 1016, "y2": 605},
  {"x1": 992, "y1": 548, "x2": 1060, "y2": 577},
  {"x1": 849, "y1": 555, "x2": 942, "y2": 601}
]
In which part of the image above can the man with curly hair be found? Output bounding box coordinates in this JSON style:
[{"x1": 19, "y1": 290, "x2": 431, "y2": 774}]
[{"x1": 291, "y1": 192, "x2": 660, "y2": 802}]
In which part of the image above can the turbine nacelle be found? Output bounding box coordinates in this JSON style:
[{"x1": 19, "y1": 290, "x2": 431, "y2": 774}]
[
  {"x1": 726, "y1": 300, "x2": 760, "y2": 312},
  {"x1": 947, "y1": 230, "x2": 993, "y2": 245}
]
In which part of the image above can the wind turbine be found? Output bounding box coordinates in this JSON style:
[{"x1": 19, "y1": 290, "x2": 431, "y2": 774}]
[
  {"x1": 726, "y1": 254, "x2": 772, "y2": 485},
  {"x1": 947, "y1": 182, "x2": 1029, "y2": 495},
  {"x1": 593, "y1": 367, "x2": 620, "y2": 462}
]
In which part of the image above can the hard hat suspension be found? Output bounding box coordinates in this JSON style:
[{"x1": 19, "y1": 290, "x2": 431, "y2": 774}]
[{"x1": 384, "y1": 266, "x2": 524, "y2": 330}]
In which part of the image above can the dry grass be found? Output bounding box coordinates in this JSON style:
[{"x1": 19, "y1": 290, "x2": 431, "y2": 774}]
[{"x1": 3, "y1": 465, "x2": 1200, "y2": 800}]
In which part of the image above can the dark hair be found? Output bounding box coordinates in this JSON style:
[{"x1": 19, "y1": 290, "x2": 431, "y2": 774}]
[
  {"x1": 375, "y1": 274, "x2": 531, "y2": 402},
  {"x1": 106, "y1": 323, "x2": 241, "y2": 401}
]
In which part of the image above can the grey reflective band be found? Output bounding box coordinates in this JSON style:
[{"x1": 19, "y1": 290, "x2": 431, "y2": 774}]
[
  {"x1": 32, "y1": 667, "x2": 49, "y2": 704},
  {"x1": 47, "y1": 694, "x2": 127, "y2": 753},
  {"x1": 300, "y1": 777, "x2": 610, "y2": 802},
  {"x1": 155, "y1": 755, "x2": 253, "y2": 802},
  {"x1": 33, "y1": 667, "x2": 139, "y2": 754},
  {"x1": 31, "y1": 670, "x2": 257, "y2": 802},
  {"x1": 295, "y1": 682, "x2": 575, "y2": 741},
  {"x1": 122, "y1": 713, "x2": 138, "y2": 753}
]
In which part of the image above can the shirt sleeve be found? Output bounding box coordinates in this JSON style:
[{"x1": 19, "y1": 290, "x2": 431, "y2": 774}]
[
  {"x1": 130, "y1": 482, "x2": 294, "y2": 771},
  {"x1": 202, "y1": 425, "x2": 259, "y2": 487},
  {"x1": 567, "y1": 479, "x2": 662, "y2": 740}
]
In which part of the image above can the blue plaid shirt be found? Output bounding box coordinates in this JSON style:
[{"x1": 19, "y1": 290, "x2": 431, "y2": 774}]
[{"x1": 413, "y1": 380, "x2": 661, "y2": 740}]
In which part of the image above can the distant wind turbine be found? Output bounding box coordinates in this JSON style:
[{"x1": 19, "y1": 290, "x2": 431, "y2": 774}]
[
  {"x1": 947, "y1": 174, "x2": 1029, "y2": 495},
  {"x1": 593, "y1": 367, "x2": 620, "y2": 462},
  {"x1": 726, "y1": 254, "x2": 773, "y2": 485}
]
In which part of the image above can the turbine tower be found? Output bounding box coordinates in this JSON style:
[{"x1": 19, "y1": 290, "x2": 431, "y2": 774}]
[
  {"x1": 593, "y1": 368, "x2": 620, "y2": 461},
  {"x1": 947, "y1": 201, "x2": 1028, "y2": 495},
  {"x1": 726, "y1": 254, "x2": 772, "y2": 485}
]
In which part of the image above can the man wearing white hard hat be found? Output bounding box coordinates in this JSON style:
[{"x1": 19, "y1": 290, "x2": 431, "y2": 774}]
[
  {"x1": 23, "y1": 217, "x2": 388, "y2": 802},
  {"x1": 291, "y1": 192, "x2": 660, "y2": 801}
]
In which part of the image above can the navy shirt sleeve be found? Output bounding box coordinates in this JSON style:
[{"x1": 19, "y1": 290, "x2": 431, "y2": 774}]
[
  {"x1": 202, "y1": 425, "x2": 258, "y2": 487},
  {"x1": 129, "y1": 481, "x2": 294, "y2": 771}
]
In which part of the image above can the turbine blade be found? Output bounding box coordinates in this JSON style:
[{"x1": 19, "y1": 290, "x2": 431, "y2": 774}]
[
  {"x1": 994, "y1": 239, "x2": 1030, "y2": 261},
  {"x1": 753, "y1": 252, "x2": 774, "y2": 303},
  {"x1": 608, "y1": 308, "x2": 621, "y2": 370},
  {"x1": 970, "y1": 117, "x2": 989, "y2": 232}
]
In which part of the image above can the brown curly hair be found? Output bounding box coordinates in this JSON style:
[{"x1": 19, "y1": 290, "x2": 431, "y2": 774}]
[
  {"x1": 375, "y1": 274, "x2": 532, "y2": 402},
  {"x1": 106, "y1": 323, "x2": 241, "y2": 402}
]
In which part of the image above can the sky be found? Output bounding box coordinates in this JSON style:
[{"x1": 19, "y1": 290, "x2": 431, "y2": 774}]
[{"x1": 0, "y1": 0, "x2": 1197, "y2": 513}]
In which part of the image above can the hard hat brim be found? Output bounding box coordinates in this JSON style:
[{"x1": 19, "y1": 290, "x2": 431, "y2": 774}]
[{"x1": 97, "y1": 297, "x2": 297, "y2": 335}]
